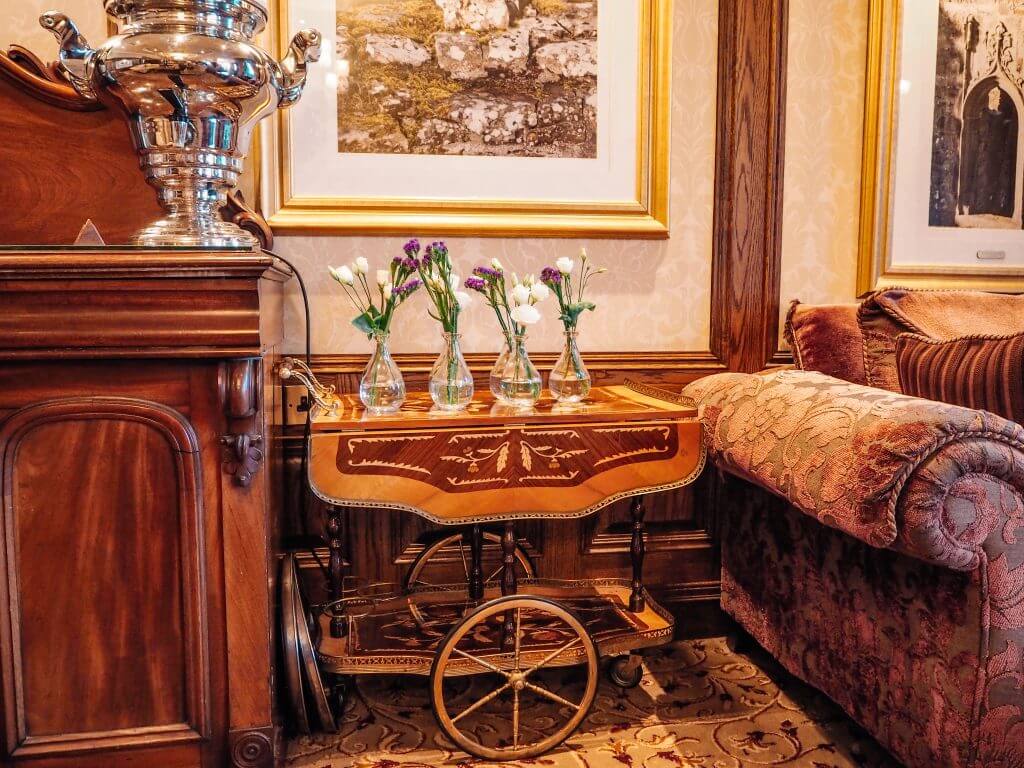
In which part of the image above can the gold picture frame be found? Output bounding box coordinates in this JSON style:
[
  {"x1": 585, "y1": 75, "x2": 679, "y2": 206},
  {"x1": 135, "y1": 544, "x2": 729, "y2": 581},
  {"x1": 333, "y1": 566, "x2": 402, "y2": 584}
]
[
  {"x1": 261, "y1": 0, "x2": 672, "y2": 238},
  {"x1": 858, "y1": 0, "x2": 1024, "y2": 293}
]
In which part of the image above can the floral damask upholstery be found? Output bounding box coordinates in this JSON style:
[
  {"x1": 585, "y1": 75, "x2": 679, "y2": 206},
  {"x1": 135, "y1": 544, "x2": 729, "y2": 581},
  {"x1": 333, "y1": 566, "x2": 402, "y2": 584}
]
[{"x1": 682, "y1": 369, "x2": 1024, "y2": 768}]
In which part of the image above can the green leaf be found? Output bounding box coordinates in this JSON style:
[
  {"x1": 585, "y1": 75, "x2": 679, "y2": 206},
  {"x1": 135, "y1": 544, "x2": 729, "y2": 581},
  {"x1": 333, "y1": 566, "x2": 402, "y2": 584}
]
[
  {"x1": 351, "y1": 309, "x2": 380, "y2": 335},
  {"x1": 561, "y1": 301, "x2": 596, "y2": 325}
]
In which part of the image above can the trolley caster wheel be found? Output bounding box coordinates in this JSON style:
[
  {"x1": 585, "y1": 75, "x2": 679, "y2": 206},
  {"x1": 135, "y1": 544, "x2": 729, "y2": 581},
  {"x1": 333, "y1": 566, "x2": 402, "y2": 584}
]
[
  {"x1": 430, "y1": 595, "x2": 598, "y2": 761},
  {"x1": 608, "y1": 655, "x2": 644, "y2": 689},
  {"x1": 404, "y1": 531, "x2": 534, "y2": 593}
]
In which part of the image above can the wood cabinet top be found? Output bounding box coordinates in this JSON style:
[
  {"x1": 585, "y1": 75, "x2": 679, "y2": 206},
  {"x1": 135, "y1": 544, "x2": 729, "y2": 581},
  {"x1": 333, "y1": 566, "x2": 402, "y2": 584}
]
[{"x1": 0, "y1": 249, "x2": 287, "y2": 359}]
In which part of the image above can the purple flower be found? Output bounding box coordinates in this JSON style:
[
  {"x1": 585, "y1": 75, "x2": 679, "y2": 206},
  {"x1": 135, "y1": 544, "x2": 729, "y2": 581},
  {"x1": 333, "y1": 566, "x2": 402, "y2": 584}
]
[
  {"x1": 473, "y1": 266, "x2": 502, "y2": 280},
  {"x1": 403, "y1": 256, "x2": 420, "y2": 271},
  {"x1": 540, "y1": 267, "x2": 562, "y2": 284},
  {"x1": 403, "y1": 239, "x2": 421, "y2": 257},
  {"x1": 395, "y1": 279, "x2": 422, "y2": 297},
  {"x1": 465, "y1": 277, "x2": 487, "y2": 292},
  {"x1": 392, "y1": 255, "x2": 404, "y2": 266}
]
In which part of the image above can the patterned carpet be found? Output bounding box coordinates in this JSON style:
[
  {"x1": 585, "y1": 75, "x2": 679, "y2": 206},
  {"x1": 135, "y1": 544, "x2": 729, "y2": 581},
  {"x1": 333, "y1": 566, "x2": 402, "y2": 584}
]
[{"x1": 287, "y1": 637, "x2": 902, "y2": 768}]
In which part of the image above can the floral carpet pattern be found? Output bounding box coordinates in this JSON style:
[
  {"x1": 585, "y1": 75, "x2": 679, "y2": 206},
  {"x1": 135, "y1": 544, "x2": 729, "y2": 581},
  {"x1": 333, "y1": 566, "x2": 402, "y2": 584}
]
[{"x1": 287, "y1": 637, "x2": 901, "y2": 768}]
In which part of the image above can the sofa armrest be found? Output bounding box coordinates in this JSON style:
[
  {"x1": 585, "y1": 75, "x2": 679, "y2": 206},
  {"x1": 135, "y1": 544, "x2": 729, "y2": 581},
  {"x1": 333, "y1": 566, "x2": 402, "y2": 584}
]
[{"x1": 682, "y1": 370, "x2": 1024, "y2": 569}]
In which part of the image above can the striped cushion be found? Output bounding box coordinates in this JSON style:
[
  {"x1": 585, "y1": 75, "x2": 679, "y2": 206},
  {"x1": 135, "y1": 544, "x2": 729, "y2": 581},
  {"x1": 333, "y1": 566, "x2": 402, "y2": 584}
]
[{"x1": 896, "y1": 331, "x2": 1024, "y2": 424}]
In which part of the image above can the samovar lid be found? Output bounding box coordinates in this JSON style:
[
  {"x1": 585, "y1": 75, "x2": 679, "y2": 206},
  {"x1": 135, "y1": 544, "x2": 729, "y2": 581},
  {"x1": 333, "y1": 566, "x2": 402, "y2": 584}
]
[{"x1": 104, "y1": 0, "x2": 270, "y2": 33}]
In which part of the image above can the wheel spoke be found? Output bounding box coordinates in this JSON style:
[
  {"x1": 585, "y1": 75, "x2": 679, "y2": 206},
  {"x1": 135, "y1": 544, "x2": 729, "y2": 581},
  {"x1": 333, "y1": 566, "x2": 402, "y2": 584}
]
[
  {"x1": 512, "y1": 686, "x2": 520, "y2": 749},
  {"x1": 451, "y1": 681, "x2": 512, "y2": 724},
  {"x1": 524, "y1": 681, "x2": 581, "y2": 711},
  {"x1": 486, "y1": 562, "x2": 504, "y2": 583},
  {"x1": 513, "y1": 608, "x2": 522, "y2": 668},
  {"x1": 452, "y1": 646, "x2": 511, "y2": 678},
  {"x1": 458, "y1": 538, "x2": 469, "y2": 582},
  {"x1": 522, "y1": 637, "x2": 582, "y2": 677}
]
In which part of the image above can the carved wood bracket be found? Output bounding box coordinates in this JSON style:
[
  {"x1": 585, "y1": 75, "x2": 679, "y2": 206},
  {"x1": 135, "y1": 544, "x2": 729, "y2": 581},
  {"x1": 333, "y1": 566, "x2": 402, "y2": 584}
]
[{"x1": 220, "y1": 359, "x2": 264, "y2": 487}]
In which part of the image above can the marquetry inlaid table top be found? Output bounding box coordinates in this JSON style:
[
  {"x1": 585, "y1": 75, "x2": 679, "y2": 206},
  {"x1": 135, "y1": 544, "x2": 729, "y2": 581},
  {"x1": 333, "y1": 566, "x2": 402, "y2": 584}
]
[{"x1": 307, "y1": 384, "x2": 705, "y2": 525}]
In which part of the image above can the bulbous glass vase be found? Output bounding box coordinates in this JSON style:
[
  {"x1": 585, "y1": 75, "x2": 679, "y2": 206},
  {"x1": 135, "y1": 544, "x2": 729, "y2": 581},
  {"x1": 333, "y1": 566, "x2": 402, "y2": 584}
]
[
  {"x1": 489, "y1": 338, "x2": 513, "y2": 402},
  {"x1": 429, "y1": 332, "x2": 474, "y2": 411},
  {"x1": 548, "y1": 330, "x2": 591, "y2": 403},
  {"x1": 359, "y1": 331, "x2": 405, "y2": 414},
  {"x1": 496, "y1": 332, "x2": 542, "y2": 407}
]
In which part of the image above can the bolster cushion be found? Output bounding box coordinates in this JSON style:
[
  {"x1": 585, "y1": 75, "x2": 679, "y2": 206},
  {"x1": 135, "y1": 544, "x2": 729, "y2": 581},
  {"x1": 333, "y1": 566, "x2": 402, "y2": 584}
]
[
  {"x1": 896, "y1": 331, "x2": 1024, "y2": 425},
  {"x1": 683, "y1": 369, "x2": 1024, "y2": 564}
]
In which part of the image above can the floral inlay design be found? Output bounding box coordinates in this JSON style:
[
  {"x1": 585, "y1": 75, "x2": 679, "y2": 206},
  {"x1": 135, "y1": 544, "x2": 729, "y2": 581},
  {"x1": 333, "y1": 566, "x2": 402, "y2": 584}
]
[{"x1": 338, "y1": 421, "x2": 681, "y2": 492}]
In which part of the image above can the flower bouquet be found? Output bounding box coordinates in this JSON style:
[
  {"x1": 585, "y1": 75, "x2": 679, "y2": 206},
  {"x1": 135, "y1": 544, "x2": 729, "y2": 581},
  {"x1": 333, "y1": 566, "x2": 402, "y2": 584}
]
[
  {"x1": 328, "y1": 255, "x2": 421, "y2": 413},
  {"x1": 541, "y1": 248, "x2": 606, "y2": 402},
  {"x1": 404, "y1": 240, "x2": 474, "y2": 411},
  {"x1": 466, "y1": 260, "x2": 549, "y2": 406}
]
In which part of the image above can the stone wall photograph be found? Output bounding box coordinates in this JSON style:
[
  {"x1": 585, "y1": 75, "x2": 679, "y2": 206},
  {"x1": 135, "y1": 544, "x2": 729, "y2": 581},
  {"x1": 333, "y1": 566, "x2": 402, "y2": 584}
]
[{"x1": 336, "y1": 0, "x2": 598, "y2": 157}]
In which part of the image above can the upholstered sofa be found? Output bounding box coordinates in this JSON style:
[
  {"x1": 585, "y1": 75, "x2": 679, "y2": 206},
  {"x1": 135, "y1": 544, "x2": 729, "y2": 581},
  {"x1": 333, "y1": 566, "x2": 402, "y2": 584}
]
[{"x1": 681, "y1": 290, "x2": 1024, "y2": 768}]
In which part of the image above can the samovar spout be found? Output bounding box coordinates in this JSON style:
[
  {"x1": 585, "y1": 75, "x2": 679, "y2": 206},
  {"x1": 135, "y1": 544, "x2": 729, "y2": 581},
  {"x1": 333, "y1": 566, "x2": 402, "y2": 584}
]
[
  {"x1": 39, "y1": 11, "x2": 97, "y2": 101},
  {"x1": 275, "y1": 30, "x2": 322, "y2": 108}
]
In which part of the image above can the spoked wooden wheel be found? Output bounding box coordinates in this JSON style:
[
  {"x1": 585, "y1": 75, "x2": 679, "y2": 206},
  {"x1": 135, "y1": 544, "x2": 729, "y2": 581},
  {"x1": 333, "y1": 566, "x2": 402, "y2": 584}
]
[
  {"x1": 429, "y1": 595, "x2": 598, "y2": 760},
  {"x1": 404, "y1": 531, "x2": 534, "y2": 593}
]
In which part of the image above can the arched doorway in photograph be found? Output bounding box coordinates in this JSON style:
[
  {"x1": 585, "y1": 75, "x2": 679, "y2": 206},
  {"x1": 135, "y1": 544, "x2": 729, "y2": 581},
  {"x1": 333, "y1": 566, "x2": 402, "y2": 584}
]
[{"x1": 956, "y1": 75, "x2": 1024, "y2": 228}]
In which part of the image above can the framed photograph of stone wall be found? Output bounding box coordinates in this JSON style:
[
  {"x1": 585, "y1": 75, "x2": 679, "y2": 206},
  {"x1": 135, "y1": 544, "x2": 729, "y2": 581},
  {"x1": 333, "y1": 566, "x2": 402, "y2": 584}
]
[
  {"x1": 859, "y1": 0, "x2": 1024, "y2": 291},
  {"x1": 261, "y1": 0, "x2": 671, "y2": 237}
]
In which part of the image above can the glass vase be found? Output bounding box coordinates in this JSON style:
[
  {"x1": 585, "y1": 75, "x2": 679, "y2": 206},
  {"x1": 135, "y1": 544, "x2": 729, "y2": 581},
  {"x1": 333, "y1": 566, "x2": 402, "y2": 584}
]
[
  {"x1": 489, "y1": 337, "x2": 513, "y2": 401},
  {"x1": 429, "y1": 332, "x2": 474, "y2": 411},
  {"x1": 496, "y1": 332, "x2": 542, "y2": 407},
  {"x1": 359, "y1": 331, "x2": 405, "y2": 414},
  {"x1": 548, "y1": 330, "x2": 591, "y2": 403}
]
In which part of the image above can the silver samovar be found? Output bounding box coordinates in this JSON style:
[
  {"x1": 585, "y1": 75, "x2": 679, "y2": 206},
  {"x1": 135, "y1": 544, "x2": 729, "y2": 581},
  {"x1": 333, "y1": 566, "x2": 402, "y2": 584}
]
[{"x1": 41, "y1": 0, "x2": 320, "y2": 248}]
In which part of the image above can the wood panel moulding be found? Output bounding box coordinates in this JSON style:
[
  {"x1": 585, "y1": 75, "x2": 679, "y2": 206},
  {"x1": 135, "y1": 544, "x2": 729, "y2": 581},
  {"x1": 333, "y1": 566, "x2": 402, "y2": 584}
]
[{"x1": 0, "y1": 398, "x2": 209, "y2": 759}]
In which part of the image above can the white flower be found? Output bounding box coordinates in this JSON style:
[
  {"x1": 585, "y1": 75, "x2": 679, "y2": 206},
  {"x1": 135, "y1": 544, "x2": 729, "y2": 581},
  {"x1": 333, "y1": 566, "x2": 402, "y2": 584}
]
[
  {"x1": 354, "y1": 256, "x2": 369, "y2": 275},
  {"x1": 510, "y1": 303, "x2": 541, "y2": 325},
  {"x1": 383, "y1": 283, "x2": 394, "y2": 300},
  {"x1": 579, "y1": 247, "x2": 588, "y2": 261},
  {"x1": 330, "y1": 264, "x2": 355, "y2": 285},
  {"x1": 556, "y1": 257, "x2": 574, "y2": 274},
  {"x1": 530, "y1": 282, "x2": 550, "y2": 302},
  {"x1": 490, "y1": 257, "x2": 503, "y2": 270},
  {"x1": 455, "y1": 290, "x2": 472, "y2": 310},
  {"x1": 449, "y1": 273, "x2": 461, "y2": 291},
  {"x1": 512, "y1": 272, "x2": 521, "y2": 285},
  {"x1": 376, "y1": 269, "x2": 389, "y2": 287},
  {"x1": 511, "y1": 283, "x2": 531, "y2": 305}
]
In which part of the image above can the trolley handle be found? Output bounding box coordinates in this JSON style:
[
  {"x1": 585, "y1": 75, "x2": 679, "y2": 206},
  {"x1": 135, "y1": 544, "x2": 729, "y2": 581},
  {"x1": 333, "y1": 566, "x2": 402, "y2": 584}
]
[{"x1": 278, "y1": 357, "x2": 337, "y2": 413}]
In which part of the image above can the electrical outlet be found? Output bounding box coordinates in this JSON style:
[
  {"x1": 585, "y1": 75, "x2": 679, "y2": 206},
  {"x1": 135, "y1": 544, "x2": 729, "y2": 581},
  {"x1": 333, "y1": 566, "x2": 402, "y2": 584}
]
[
  {"x1": 283, "y1": 385, "x2": 312, "y2": 426},
  {"x1": 977, "y1": 250, "x2": 1007, "y2": 260}
]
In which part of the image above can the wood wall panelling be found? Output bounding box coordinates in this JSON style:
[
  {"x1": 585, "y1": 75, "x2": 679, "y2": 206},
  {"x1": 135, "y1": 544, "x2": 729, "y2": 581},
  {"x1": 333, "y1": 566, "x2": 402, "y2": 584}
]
[{"x1": 712, "y1": 0, "x2": 791, "y2": 372}]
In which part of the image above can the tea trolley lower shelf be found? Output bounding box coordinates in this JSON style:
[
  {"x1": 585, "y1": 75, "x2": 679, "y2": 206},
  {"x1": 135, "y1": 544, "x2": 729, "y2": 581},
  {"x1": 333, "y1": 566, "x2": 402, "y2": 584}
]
[{"x1": 280, "y1": 377, "x2": 705, "y2": 760}]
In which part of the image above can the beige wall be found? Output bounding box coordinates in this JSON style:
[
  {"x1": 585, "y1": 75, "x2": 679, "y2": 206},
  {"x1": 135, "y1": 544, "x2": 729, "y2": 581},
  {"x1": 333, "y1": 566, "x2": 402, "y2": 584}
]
[
  {"x1": 779, "y1": 0, "x2": 869, "y2": 332},
  {"x1": 2, "y1": 0, "x2": 108, "y2": 58}
]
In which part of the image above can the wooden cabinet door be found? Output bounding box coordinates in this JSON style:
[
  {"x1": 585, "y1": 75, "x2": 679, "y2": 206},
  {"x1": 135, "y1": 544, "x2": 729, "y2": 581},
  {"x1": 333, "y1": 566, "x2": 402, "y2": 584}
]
[{"x1": 0, "y1": 398, "x2": 210, "y2": 765}]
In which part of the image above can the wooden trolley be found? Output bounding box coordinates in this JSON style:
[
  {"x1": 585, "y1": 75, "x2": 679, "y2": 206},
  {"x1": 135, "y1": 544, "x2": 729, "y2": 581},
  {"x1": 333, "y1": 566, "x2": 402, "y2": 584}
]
[{"x1": 281, "y1": 367, "x2": 704, "y2": 760}]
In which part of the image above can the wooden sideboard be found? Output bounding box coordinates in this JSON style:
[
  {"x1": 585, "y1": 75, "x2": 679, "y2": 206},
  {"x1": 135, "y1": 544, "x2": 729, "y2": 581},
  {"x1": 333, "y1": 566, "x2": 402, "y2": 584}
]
[{"x1": 0, "y1": 247, "x2": 285, "y2": 768}]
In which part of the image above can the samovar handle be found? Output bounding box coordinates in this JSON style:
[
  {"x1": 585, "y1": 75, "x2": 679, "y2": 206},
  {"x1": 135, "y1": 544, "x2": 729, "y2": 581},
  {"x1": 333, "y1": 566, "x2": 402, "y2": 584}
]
[
  {"x1": 275, "y1": 29, "x2": 322, "y2": 109},
  {"x1": 39, "y1": 11, "x2": 98, "y2": 101}
]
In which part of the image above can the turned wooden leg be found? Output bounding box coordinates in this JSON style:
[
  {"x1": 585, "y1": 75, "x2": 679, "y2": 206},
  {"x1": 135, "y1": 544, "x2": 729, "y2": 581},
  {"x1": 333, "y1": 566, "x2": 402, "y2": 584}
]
[
  {"x1": 501, "y1": 522, "x2": 518, "y2": 651},
  {"x1": 629, "y1": 497, "x2": 646, "y2": 613},
  {"x1": 326, "y1": 505, "x2": 346, "y2": 638},
  {"x1": 469, "y1": 524, "x2": 484, "y2": 601}
]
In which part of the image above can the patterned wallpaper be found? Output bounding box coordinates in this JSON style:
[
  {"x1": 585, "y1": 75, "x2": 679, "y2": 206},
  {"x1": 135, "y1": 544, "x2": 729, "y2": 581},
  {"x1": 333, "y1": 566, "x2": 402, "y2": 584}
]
[
  {"x1": 778, "y1": 0, "x2": 869, "y2": 337},
  {"x1": 1, "y1": 0, "x2": 108, "y2": 59}
]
